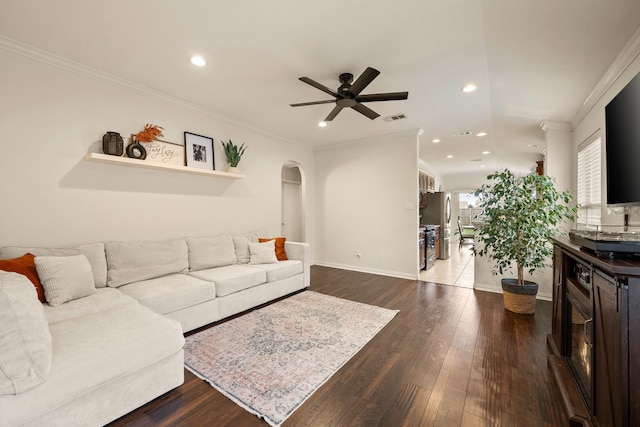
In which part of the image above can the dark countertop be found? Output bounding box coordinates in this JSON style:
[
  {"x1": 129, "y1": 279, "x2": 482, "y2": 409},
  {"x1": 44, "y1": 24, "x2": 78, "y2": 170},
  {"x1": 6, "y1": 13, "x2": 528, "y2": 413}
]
[{"x1": 552, "y1": 236, "x2": 640, "y2": 277}]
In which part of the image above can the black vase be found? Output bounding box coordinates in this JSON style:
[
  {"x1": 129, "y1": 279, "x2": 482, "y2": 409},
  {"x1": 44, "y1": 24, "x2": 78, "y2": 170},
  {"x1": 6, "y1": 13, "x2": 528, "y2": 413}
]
[
  {"x1": 102, "y1": 131, "x2": 124, "y2": 156},
  {"x1": 126, "y1": 142, "x2": 147, "y2": 160}
]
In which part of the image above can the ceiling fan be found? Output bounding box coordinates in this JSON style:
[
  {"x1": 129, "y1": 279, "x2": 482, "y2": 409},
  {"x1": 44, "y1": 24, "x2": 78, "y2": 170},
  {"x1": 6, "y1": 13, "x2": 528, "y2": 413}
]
[{"x1": 290, "y1": 67, "x2": 408, "y2": 122}]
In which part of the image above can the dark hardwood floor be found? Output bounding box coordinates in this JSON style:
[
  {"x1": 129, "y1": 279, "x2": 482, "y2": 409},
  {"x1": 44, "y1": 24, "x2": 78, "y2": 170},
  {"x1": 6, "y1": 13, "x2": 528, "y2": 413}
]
[{"x1": 108, "y1": 265, "x2": 565, "y2": 427}]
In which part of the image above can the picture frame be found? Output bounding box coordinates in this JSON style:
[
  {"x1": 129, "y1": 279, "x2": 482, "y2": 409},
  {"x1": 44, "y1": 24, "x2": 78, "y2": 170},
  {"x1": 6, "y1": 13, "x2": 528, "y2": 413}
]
[
  {"x1": 138, "y1": 138, "x2": 185, "y2": 166},
  {"x1": 184, "y1": 132, "x2": 215, "y2": 170}
]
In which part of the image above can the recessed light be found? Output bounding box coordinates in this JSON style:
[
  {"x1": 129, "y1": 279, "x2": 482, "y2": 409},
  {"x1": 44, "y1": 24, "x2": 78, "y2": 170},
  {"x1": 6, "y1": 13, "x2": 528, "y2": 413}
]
[
  {"x1": 318, "y1": 121, "x2": 327, "y2": 127},
  {"x1": 432, "y1": 138, "x2": 440, "y2": 143},
  {"x1": 476, "y1": 132, "x2": 487, "y2": 137},
  {"x1": 453, "y1": 130, "x2": 472, "y2": 137},
  {"x1": 446, "y1": 155, "x2": 454, "y2": 159},
  {"x1": 462, "y1": 84, "x2": 477, "y2": 93},
  {"x1": 481, "y1": 165, "x2": 486, "y2": 168},
  {"x1": 482, "y1": 150, "x2": 490, "y2": 155},
  {"x1": 528, "y1": 144, "x2": 539, "y2": 148},
  {"x1": 190, "y1": 55, "x2": 206, "y2": 67}
]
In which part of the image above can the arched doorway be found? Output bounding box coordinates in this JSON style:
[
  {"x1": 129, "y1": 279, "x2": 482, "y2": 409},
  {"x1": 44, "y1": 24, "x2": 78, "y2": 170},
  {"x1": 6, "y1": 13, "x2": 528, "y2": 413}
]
[{"x1": 281, "y1": 162, "x2": 305, "y2": 242}]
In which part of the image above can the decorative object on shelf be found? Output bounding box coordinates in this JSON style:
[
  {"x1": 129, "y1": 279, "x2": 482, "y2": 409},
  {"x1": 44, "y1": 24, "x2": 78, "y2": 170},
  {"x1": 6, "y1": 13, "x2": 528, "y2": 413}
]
[
  {"x1": 134, "y1": 123, "x2": 164, "y2": 143},
  {"x1": 126, "y1": 140, "x2": 147, "y2": 160},
  {"x1": 221, "y1": 139, "x2": 247, "y2": 173},
  {"x1": 102, "y1": 131, "x2": 124, "y2": 156},
  {"x1": 139, "y1": 139, "x2": 185, "y2": 166},
  {"x1": 474, "y1": 169, "x2": 577, "y2": 314},
  {"x1": 184, "y1": 132, "x2": 214, "y2": 170}
]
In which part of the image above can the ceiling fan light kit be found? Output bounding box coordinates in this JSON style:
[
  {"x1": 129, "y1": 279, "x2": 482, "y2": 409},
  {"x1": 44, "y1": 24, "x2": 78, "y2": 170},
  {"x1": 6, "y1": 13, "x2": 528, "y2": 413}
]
[{"x1": 290, "y1": 67, "x2": 408, "y2": 122}]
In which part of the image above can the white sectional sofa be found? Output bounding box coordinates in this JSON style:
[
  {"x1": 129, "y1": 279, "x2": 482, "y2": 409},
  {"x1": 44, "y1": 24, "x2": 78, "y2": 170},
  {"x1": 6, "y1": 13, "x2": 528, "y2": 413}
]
[{"x1": 0, "y1": 231, "x2": 310, "y2": 427}]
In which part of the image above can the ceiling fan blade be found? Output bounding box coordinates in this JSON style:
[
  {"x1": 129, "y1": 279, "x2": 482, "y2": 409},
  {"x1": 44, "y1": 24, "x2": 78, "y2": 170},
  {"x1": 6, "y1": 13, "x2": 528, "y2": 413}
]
[
  {"x1": 352, "y1": 103, "x2": 380, "y2": 120},
  {"x1": 325, "y1": 105, "x2": 344, "y2": 121},
  {"x1": 356, "y1": 92, "x2": 409, "y2": 102},
  {"x1": 299, "y1": 77, "x2": 340, "y2": 98},
  {"x1": 290, "y1": 99, "x2": 336, "y2": 107},
  {"x1": 348, "y1": 67, "x2": 380, "y2": 96}
]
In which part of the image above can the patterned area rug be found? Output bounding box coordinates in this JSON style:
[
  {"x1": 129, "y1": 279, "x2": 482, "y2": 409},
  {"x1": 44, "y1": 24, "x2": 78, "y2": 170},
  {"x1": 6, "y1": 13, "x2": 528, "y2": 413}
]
[{"x1": 184, "y1": 290, "x2": 399, "y2": 426}]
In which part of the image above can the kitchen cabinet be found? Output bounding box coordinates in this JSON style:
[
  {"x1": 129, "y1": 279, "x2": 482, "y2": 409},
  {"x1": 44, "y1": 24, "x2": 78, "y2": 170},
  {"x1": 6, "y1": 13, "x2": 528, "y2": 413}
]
[
  {"x1": 419, "y1": 229, "x2": 426, "y2": 270},
  {"x1": 419, "y1": 171, "x2": 435, "y2": 209}
]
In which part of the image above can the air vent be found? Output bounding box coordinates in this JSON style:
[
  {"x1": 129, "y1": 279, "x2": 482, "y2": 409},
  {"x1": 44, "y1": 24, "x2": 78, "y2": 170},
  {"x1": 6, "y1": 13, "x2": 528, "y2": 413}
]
[
  {"x1": 453, "y1": 130, "x2": 472, "y2": 136},
  {"x1": 470, "y1": 159, "x2": 483, "y2": 162},
  {"x1": 383, "y1": 114, "x2": 407, "y2": 122}
]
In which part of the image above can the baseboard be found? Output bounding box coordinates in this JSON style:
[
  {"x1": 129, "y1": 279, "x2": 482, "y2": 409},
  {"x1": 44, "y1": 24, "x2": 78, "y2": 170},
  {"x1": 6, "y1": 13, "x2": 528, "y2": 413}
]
[{"x1": 312, "y1": 262, "x2": 417, "y2": 280}]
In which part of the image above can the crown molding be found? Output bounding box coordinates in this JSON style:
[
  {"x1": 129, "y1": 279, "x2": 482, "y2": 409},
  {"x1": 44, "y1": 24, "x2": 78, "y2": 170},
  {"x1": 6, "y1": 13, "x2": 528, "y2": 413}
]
[
  {"x1": 540, "y1": 120, "x2": 572, "y2": 132},
  {"x1": 571, "y1": 26, "x2": 640, "y2": 127},
  {"x1": 0, "y1": 36, "x2": 309, "y2": 149}
]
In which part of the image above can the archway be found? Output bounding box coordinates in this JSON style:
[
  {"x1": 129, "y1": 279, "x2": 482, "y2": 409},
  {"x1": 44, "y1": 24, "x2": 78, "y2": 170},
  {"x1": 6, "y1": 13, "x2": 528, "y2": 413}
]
[{"x1": 281, "y1": 162, "x2": 306, "y2": 242}]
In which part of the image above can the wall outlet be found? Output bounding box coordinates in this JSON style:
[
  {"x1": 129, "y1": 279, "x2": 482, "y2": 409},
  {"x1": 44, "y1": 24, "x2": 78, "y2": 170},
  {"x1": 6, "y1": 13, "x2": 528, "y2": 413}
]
[{"x1": 356, "y1": 250, "x2": 361, "y2": 257}]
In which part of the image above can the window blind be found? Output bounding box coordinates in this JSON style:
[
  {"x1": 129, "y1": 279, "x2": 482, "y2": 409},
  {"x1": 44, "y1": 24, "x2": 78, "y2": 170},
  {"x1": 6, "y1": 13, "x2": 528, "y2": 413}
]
[{"x1": 577, "y1": 136, "x2": 601, "y2": 225}]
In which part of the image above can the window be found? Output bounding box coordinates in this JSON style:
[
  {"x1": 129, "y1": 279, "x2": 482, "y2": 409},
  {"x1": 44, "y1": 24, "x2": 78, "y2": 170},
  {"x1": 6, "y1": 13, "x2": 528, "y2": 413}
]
[{"x1": 577, "y1": 135, "x2": 602, "y2": 225}]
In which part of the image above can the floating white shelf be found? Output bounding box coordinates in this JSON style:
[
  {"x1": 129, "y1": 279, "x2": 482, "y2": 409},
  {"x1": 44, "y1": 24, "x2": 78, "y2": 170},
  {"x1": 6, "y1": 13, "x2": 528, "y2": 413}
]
[{"x1": 84, "y1": 152, "x2": 246, "y2": 179}]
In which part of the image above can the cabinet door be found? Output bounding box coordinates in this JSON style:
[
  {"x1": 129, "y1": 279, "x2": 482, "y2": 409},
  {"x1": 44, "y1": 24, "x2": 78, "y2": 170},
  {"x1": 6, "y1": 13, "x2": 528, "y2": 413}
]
[
  {"x1": 551, "y1": 245, "x2": 564, "y2": 352},
  {"x1": 593, "y1": 270, "x2": 626, "y2": 427}
]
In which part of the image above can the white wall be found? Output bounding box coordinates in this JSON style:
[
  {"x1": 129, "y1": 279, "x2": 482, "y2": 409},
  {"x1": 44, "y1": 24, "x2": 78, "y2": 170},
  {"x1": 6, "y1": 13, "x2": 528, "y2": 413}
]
[
  {"x1": 573, "y1": 39, "x2": 640, "y2": 225},
  {"x1": 314, "y1": 133, "x2": 420, "y2": 279},
  {"x1": 0, "y1": 48, "x2": 314, "y2": 248}
]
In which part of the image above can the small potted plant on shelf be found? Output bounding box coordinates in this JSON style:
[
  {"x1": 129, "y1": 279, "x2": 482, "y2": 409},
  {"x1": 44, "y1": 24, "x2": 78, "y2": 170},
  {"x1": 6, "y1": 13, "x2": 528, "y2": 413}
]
[
  {"x1": 221, "y1": 139, "x2": 247, "y2": 173},
  {"x1": 474, "y1": 168, "x2": 577, "y2": 314}
]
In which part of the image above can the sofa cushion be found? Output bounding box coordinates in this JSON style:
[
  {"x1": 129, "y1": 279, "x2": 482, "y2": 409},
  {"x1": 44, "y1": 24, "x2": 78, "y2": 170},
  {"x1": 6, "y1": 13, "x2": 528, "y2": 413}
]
[
  {"x1": 43, "y1": 287, "x2": 138, "y2": 325},
  {"x1": 259, "y1": 237, "x2": 288, "y2": 261},
  {"x1": 189, "y1": 265, "x2": 266, "y2": 297},
  {"x1": 232, "y1": 232, "x2": 259, "y2": 264},
  {"x1": 248, "y1": 240, "x2": 279, "y2": 265},
  {"x1": 247, "y1": 260, "x2": 304, "y2": 283},
  {"x1": 35, "y1": 255, "x2": 96, "y2": 307},
  {"x1": 186, "y1": 234, "x2": 237, "y2": 271},
  {"x1": 0, "y1": 272, "x2": 52, "y2": 395},
  {"x1": 105, "y1": 239, "x2": 188, "y2": 288},
  {"x1": 0, "y1": 242, "x2": 107, "y2": 288},
  {"x1": 0, "y1": 253, "x2": 44, "y2": 302},
  {"x1": 7, "y1": 296, "x2": 185, "y2": 424},
  {"x1": 118, "y1": 274, "x2": 216, "y2": 316}
]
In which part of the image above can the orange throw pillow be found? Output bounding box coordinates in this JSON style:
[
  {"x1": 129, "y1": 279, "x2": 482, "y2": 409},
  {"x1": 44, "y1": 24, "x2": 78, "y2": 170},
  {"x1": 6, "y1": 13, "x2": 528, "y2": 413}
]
[
  {"x1": 258, "y1": 237, "x2": 288, "y2": 261},
  {"x1": 0, "y1": 253, "x2": 45, "y2": 302}
]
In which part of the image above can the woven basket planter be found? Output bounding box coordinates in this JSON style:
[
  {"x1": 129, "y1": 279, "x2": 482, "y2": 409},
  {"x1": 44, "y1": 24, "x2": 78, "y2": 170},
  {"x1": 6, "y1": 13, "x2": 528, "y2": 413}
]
[{"x1": 501, "y1": 278, "x2": 538, "y2": 314}]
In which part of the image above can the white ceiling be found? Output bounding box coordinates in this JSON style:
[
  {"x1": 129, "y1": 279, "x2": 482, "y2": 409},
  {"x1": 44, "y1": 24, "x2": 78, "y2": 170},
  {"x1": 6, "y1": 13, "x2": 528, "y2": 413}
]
[{"x1": 2, "y1": 0, "x2": 640, "y2": 178}]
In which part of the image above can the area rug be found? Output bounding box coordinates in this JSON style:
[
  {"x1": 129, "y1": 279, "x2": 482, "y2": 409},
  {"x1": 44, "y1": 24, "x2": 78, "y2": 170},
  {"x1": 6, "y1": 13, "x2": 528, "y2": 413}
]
[{"x1": 184, "y1": 290, "x2": 399, "y2": 426}]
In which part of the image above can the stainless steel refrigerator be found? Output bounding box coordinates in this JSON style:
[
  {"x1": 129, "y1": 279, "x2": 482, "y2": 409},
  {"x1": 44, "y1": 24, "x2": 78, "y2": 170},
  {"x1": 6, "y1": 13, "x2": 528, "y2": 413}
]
[{"x1": 423, "y1": 192, "x2": 451, "y2": 259}]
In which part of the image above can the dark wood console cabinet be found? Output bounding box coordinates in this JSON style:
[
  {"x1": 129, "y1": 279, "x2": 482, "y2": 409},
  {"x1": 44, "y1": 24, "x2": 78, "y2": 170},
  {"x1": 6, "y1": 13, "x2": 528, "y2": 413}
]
[{"x1": 550, "y1": 237, "x2": 640, "y2": 427}]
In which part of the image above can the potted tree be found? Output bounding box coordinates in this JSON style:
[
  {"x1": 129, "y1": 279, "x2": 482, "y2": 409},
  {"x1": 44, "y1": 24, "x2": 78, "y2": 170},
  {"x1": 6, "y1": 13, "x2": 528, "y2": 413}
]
[
  {"x1": 221, "y1": 139, "x2": 247, "y2": 173},
  {"x1": 474, "y1": 169, "x2": 577, "y2": 314}
]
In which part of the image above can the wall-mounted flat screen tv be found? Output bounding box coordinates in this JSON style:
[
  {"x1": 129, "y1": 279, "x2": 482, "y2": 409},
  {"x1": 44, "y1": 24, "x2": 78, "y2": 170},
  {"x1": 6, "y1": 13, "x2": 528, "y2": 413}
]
[{"x1": 605, "y1": 71, "x2": 640, "y2": 207}]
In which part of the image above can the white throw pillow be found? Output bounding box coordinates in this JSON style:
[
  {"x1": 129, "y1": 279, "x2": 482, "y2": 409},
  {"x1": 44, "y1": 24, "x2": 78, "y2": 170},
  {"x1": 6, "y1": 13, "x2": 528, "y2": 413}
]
[
  {"x1": 248, "y1": 240, "x2": 278, "y2": 264},
  {"x1": 35, "y1": 255, "x2": 96, "y2": 307},
  {"x1": 0, "y1": 271, "x2": 52, "y2": 395}
]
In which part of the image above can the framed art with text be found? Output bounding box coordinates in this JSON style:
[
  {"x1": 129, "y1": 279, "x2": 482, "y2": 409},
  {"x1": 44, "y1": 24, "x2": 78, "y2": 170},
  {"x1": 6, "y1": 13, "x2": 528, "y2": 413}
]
[
  {"x1": 140, "y1": 139, "x2": 185, "y2": 166},
  {"x1": 184, "y1": 132, "x2": 214, "y2": 170}
]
